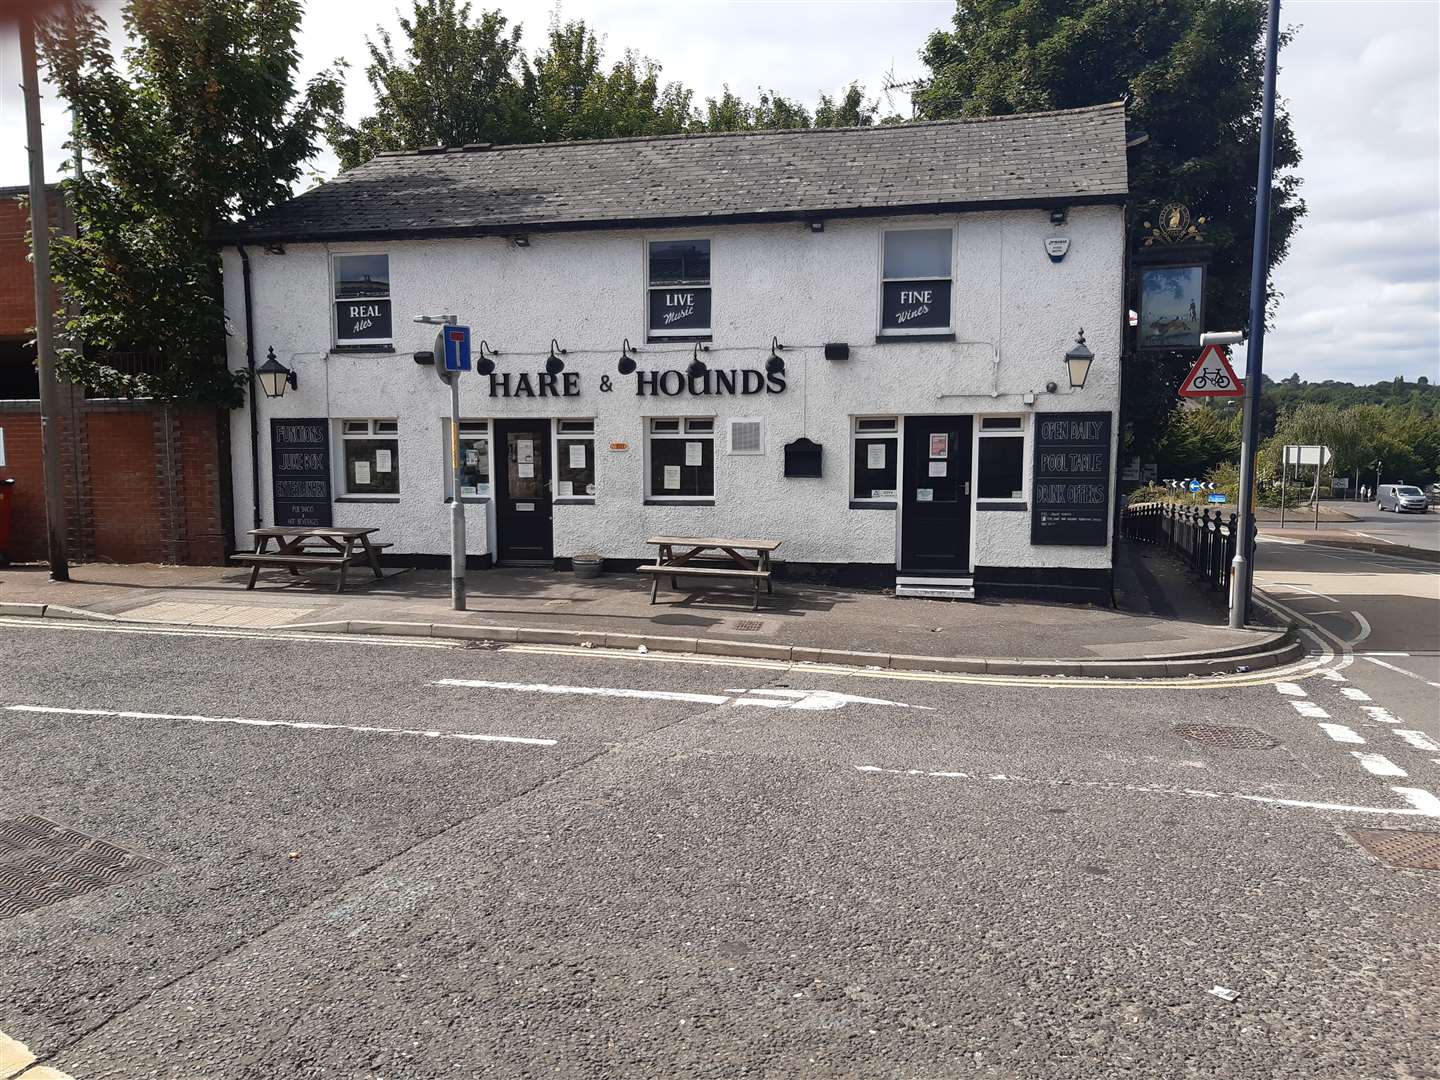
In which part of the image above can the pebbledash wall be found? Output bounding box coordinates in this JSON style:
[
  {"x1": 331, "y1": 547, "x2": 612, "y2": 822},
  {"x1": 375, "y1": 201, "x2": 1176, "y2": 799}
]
[{"x1": 222, "y1": 205, "x2": 1123, "y2": 597}]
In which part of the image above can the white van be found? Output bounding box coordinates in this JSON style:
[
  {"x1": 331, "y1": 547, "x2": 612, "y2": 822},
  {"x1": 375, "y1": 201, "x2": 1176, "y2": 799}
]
[{"x1": 1377, "y1": 484, "x2": 1429, "y2": 513}]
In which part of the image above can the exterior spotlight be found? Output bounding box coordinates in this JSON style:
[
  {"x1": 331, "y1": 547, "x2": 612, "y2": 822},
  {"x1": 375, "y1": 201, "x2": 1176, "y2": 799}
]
[
  {"x1": 477, "y1": 339, "x2": 496, "y2": 376},
  {"x1": 1049, "y1": 207, "x2": 1068, "y2": 226},
  {"x1": 617, "y1": 337, "x2": 637, "y2": 375},
  {"x1": 766, "y1": 336, "x2": 785, "y2": 376},
  {"x1": 510, "y1": 235, "x2": 531, "y2": 247},
  {"x1": 808, "y1": 219, "x2": 824, "y2": 233},
  {"x1": 1065, "y1": 328, "x2": 1093, "y2": 389},
  {"x1": 687, "y1": 342, "x2": 707, "y2": 377},
  {"x1": 256, "y1": 346, "x2": 297, "y2": 398},
  {"x1": 546, "y1": 338, "x2": 566, "y2": 375}
]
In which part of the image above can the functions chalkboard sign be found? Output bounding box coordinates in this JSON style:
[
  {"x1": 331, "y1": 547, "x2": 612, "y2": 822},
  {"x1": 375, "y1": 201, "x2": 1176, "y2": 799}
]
[
  {"x1": 270, "y1": 418, "x2": 332, "y2": 527},
  {"x1": 1031, "y1": 411, "x2": 1112, "y2": 546}
]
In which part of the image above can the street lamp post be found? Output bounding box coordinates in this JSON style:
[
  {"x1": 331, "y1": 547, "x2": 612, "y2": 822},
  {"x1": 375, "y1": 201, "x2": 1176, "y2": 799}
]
[{"x1": 414, "y1": 314, "x2": 466, "y2": 611}]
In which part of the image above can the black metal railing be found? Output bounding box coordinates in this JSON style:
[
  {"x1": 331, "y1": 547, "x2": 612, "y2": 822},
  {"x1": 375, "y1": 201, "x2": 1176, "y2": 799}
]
[{"x1": 1121, "y1": 501, "x2": 1253, "y2": 593}]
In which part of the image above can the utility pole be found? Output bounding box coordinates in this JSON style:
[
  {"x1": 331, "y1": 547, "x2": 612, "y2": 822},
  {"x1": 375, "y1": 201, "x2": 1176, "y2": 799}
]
[
  {"x1": 20, "y1": 14, "x2": 70, "y2": 581},
  {"x1": 1228, "y1": 0, "x2": 1281, "y2": 629},
  {"x1": 413, "y1": 314, "x2": 466, "y2": 611}
]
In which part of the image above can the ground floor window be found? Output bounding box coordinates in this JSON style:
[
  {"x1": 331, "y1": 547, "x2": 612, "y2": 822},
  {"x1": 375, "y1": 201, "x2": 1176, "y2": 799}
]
[
  {"x1": 976, "y1": 415, "x2": 1025, "y2": 502},
  {"x1": 441, "y1": 419, "x2": 490, "y2": 499},
  {"x1": 556, "y1": 419, "x2": 596, "y2": 499},
  {"x1": 647, "y1": 416, "x2": 714, "y2": 499},
  {"x1": 851, "y1": 416, "x2": 899, "y2": 502},
  {"x1": 339, "y1": 418, "x2": 399, "y2": 496}
]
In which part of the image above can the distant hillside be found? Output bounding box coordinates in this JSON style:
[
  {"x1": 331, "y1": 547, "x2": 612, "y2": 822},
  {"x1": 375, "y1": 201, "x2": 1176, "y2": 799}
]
[{"x1": 1204, "y1": 374, "x2": 1439, "y2": 433}]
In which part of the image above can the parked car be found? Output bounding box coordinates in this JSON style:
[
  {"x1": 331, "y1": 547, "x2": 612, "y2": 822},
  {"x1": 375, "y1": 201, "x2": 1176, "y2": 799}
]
[{"x1": 1377, "y1": 484, "x2": 1430, "y2": 513}]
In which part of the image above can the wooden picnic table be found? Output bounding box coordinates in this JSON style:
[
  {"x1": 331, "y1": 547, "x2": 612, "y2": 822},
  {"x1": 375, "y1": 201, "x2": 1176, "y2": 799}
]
[
  {"x1": 233, "y1": 526, "x2": 389, "y2": 593},
  {"x1": 639, "y1": 535, "x2": 781, "y2": 610}
]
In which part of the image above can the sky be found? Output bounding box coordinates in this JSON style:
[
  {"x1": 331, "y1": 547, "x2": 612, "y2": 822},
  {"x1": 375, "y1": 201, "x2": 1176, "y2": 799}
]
[{"x1": 1, "y1": 0, "x2": 1437, "y2": 386}]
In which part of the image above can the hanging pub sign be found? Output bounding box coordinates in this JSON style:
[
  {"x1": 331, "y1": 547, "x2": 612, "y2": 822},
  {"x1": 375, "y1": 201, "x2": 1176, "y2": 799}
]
[
  {"x1": 1138, "y1": 265, "x2": 1204, "y2": 351},
  {"x1": 1031, "y1": 412, "x2": 1111, "y2": 546},
  {"x1": 648, "y1": 287, "x2": 711, "y2": 335},
  {"x1": 271, "y1": 418, "x2": 333, "y2": 527},
  {"x1": 881, "y1": 280, "x2": 952, "y2": 331}
]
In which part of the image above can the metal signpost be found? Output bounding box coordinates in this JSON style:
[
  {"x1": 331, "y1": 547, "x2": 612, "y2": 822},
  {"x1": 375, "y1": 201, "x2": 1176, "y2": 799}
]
[{"x1": 414, "y1": 315, "x2": 469, "y2": 610}]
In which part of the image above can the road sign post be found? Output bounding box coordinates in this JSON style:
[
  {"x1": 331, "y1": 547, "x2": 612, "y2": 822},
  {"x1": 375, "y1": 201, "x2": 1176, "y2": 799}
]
[{"x1": 416, "y1": 315, "x2": 468, "y2": 611}]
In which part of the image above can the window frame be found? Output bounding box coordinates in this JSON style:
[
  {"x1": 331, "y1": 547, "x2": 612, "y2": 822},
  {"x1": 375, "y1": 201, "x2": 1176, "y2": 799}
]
[
  {"x1": 645, "y1": 415, "x2": 716, "y2": 502},
  {"x1": 877, "y1": 225, "x2": 955, "y2": 338},
  {"x1": 332, "y1": 252, "x2": 393, "y2": 349},
  {"x1": 975, "y1": 414, "x2": 1027, "y2": 506},
  {"x1": 553, "y1": 418, "x2": 597, "y2": 502},
  {"x1": 442, "y1": 418, "x2": 492, "y2": 503},
  {"x1": 337, "y1": 417, "x2": 400, "y2": 499},
  {"x1": 645, "y1": 236, "x2": 713, "y2": 342},
  {"x1": 850, "y1": 416, "x2": 900, "y2": 506}
]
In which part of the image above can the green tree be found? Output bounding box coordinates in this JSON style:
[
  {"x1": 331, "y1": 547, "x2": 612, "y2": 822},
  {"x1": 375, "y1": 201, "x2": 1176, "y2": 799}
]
[
  {"x1": 39, "y1": 0, "x2": 343, "y2": 403},
  {"x1": 815, "y1": 82, "x2": 878, "y2": 127},
  {"x1": 915, "y1": 0, "x2": 1305, "y2": 461},
  {"x1": 327, "y1": 0, "x2": 529, "y2": 170},
  {"x1": 698, "y1": 85, "x2": 811, "y2": 131},
  {"x1": 1154, "y1": 404, "x2": 1240, "y2": 478}
]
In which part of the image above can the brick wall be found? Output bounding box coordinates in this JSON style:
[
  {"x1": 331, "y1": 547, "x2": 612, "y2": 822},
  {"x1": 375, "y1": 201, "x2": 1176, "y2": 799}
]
[{"x1": 0, "y1": 192, "x2": 37, "y2": 337}]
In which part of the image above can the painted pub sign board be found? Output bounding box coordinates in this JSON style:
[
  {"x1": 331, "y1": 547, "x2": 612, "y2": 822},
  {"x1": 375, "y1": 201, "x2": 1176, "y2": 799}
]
[
  {"x1": 271, "y1": 418, "x2": 333, "y2": 527},
  {"x1": 1032, "y1": 412, "x2": 1112, "y2": 546}
]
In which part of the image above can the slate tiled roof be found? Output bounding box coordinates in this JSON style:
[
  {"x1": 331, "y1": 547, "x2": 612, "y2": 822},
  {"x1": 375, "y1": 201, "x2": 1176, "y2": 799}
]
[{"x1": 228, "y1": 102, "x2": 1128, "y2": 243}]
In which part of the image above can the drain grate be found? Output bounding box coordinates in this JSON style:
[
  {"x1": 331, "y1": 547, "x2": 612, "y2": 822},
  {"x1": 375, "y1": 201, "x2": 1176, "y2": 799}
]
[
  {"x1": 733, "y1": 620, "x2": 764, "y2": 632},
  {"x1": 1173, "y1": 723, "x2": 1279, "y2": 749},
  {"x1": 0, "y1": 815, "x2": 163, "y2": 920},
  {"x1": 1347, "y1": 829, "x2": 1440, "y2": 870}
]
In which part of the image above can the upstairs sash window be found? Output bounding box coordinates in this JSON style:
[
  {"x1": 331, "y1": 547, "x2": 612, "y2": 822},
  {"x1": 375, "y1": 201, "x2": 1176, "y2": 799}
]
[
  {"x1": 333, "y1": 254, "x2": 392, "y2": 347},
  {"x1": 880, "y1": 229, "x2": 952, "y2": 335}
]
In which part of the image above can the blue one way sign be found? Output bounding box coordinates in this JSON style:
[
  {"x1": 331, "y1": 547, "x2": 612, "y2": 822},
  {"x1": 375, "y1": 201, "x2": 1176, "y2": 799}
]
[{"x1": 442, "y1": 325, "x2": 471, "y2": 372}]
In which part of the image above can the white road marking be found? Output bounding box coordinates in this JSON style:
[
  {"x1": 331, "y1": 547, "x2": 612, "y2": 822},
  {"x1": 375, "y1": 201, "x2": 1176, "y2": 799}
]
[
  {"x1": 4, "y1": 704, "x2": 555, "y2": 746},
  {"x1": 1361, "y1": 706, "x2": 1403, "y2": 724},
  {"x1": 436, "y1": 679, "x2": 730, "y2": 705},
  {"x1": 1275, "y1": 683, "x2": 1306, "y2": 697},
  {"x1": 1291, "y1": 701, "x2": 1330, "y2": 718},
  {"x1": 1308, "y1": 609, "x2": 1342, "y2": 614},
  {"x1": 1318, "y1": 723, "x2": 1365, "y2": 744},
  {"x1": 1365, "y1": 652, "x2": 1411, "y2": 657},
  {"x1": 1352, "y1": 532, "x2": 1395, "y2": 544},
  {"x1": 1319, "y1": 669, "x2": 1347, "y2": 682},
  {"x1": 1339, "y1": 686, "x2": 1373, "y2": 702},
  {"x1": 853, "y1": 766, "x2": 1440, "y2": 818},
  {"x1": 433, "y1": 678, "x2": 924, "y2": 711},
  {"x1": 723, "y1": 688, "x2": 932, "y2": 710},
  {"x1": 1348, "y1": 611, "x2": 1373, "y2": 647},
  {"x1": 1351, "y1": 752, "x2": 1407, "y2": 778},
  {"x1": 1361, "y1": 655, "x2": 1438, "y2": 687},
  {"x1": 1395, "y1": 730, "x2": 1440, "y2": 752},
  {"x1": 1273, "y1": 583, "x2": 1340, "y2": 603}
]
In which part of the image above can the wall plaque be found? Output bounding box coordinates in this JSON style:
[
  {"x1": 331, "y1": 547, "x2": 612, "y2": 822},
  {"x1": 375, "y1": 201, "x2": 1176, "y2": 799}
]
[
  {"x1": 1031, "y1": 412, "x2": 1111, "y2": 546},
  {"x1": 271, "y1": 418, "x2": 332, "y2": 527}
]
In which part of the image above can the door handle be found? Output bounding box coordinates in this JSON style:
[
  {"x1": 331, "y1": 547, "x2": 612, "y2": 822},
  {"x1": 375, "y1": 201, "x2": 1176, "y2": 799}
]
[{"x1": 963, "y1": 481, "x2": 970, "y2": 496}]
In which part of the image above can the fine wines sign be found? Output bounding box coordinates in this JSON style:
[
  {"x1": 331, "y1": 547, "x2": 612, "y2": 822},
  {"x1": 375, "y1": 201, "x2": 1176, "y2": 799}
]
[
  {"x1": 271, "y1": 418, "x2": 333, "y2": 527},
  {"x1": 1031, "y1": 411, "x2": 1111, "y2": 546}
]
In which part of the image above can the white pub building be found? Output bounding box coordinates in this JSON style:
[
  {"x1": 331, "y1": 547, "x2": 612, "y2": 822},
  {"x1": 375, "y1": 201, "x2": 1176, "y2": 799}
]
[{"x1": 223, "y1": 102, "x2": 1129, "y2": 602}]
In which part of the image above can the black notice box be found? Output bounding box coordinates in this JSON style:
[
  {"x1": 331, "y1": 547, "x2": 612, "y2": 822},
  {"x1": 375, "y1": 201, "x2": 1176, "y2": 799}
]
[
  {"x1": 1031, "y1": 411, "x2": 1111, "y2": 546},
  {"x1": 271, "y1": 418, "x2": 333, "y2": 527}
]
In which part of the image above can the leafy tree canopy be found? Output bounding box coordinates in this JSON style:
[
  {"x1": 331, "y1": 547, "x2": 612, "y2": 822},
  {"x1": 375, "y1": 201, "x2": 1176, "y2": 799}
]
[
  {"x1": 915, "y1": 0, "x2": 1305, "y2": 461},
  {"x1": 39, "y1": 0, "x2": 343, "y2": 404}
]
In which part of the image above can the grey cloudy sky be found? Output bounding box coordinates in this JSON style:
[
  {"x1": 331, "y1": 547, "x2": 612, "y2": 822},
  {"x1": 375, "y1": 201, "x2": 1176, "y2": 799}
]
[{"x1": 2, "y1": 0, "x2": 1437, "y2": 385}]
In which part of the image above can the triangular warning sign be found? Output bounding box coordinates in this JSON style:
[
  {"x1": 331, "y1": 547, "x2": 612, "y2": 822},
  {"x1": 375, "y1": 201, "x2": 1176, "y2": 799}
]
[{"x1": 1179, "y1": 345, "x2": 1244, "y2": 398}]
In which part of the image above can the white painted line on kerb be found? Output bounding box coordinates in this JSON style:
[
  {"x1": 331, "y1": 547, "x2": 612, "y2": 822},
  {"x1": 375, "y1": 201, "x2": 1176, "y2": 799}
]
[
  {"x1": 1275, "y1": 682, "x2": 1306, "y2": 697},
  {"x1": 1361, "y1": 706, "x2": 1403, "y2": 725},
  {"x1": 1291, "y1": 701, "x2": 1330, "y2": 719},
  {"x1": 1395, "y1": 730, "x2": 1440, "y2": 752},
  {"x1": 1351, "y1": 752, "x2": 1407, "y2": 778},
  {"x1": 1318, "y1": 723, "x2": 1365, "y2": 745},
  {"x1": 1339, "y1": 686, "x2": 1373, "y2": 702},
  {"x1": 4, "y1": 705, "x2": 556, "y2": 746},
  {"x1": 853, "y1": 766, "x2": 1440, "y2": 819}
]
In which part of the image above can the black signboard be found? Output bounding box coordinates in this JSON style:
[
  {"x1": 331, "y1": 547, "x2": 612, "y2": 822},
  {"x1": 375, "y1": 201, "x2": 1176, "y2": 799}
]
[
  {"x1": 648, "y1": 287, "x2": 711, "y2": 335},
  {"x1": 881, "y1": 280, "x2": 951, "y2": 331},
  {"x1": 271, "y1": 418, "x2": 332, "y2": 527},
  {"x1": 334, "y1": 298, "x2": 392, "y2": 344},
  {"x1": 1031, "y1": 411, "x2": 1111, "y2": 546}
]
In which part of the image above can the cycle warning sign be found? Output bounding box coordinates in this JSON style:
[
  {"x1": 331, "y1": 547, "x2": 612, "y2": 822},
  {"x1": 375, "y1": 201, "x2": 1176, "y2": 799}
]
[{"x1": 1179, "y1": 345, "x2": 1244, "y2": 398}]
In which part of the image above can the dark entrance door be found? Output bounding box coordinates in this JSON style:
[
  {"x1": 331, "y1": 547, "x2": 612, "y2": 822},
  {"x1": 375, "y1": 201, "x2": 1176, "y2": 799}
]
[
  {"x1": 900, "y1": 415, "x2": 973, "y2": 573},
  {"x1": 494, "y1": 419, "x2": 552, "y2": 564}
]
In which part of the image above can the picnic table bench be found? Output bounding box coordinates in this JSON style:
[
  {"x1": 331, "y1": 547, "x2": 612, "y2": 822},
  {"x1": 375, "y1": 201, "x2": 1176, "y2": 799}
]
[
  {"x1": 639, "y1": 535, "x2": 780, "y2": 610},
  {"x1": 233, "y1": 526, "x2": 389, "y2": 593}
]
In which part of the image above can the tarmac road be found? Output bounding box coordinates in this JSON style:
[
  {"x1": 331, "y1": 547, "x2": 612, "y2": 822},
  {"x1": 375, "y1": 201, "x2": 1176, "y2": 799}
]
[{"x1": 0, "y1": 611, "x2": 1436, "y2": 1079}]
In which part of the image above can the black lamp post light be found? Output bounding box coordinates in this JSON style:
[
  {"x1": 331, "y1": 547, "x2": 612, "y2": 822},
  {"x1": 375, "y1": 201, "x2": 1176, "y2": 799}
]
[
  {"x1": 687, "y1": 342, "x2": 707, "y2": 377},
  {"x1": 256, "y1": 346, "x2": 297, "y2": 398},
  {"x1": 1065, "y1": 329, "x2": 1093, "y2": 389},
  {"x1": 476, "y1": 340, "x2": 497, "y2": 375}
]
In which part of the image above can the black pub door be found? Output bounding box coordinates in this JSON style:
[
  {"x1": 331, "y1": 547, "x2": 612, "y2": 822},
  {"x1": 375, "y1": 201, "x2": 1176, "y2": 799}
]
[
  {"x1": 494, "y1": 420, "x2": 553, "y2": 564},
  {"x1": 900, "y1": 416, "x2": 973, "y2": 573}
]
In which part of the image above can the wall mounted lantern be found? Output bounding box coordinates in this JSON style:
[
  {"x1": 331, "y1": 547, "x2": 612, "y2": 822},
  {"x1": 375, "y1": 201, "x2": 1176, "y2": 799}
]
[
  {"x1": 1065, "y1": 329, "x2": 1093, "y2": 389},
  {"x1": 546, "y1": 338, "x2": 566, "y2": 375},
  {"x1": 617, "y1": 338, "x2": 637, "y2": 375},
  {"x1": 687, "y1": 342, "x2": 708, "y2": 377},
  {"x1": 766, "y1": 336, "x2": 786, "y2": 376},
  {"x1": 256, "y1": 347, "x2": 297, "y2": 398}
]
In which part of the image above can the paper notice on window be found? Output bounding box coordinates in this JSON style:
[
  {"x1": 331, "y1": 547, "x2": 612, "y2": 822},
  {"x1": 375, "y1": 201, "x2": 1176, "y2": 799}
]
[
  {"x1": 464, "y1": 448, "x2": 479, "y2": 466},
  {"x1": 685, "y1": 441, "x2": 703, "y2": 466},
  {"x1": 928, "y1": 460, "x2": 947, "y2": 477},
  {"x1": 663, "y1": 464, "x2": 681, "y2": 490},
  {"x1": 568, "y1": 443, "x2": 587, "y2": 470},
  {"x1": 556, "y1": 480, "x2": 573, "y2": 497},
  {"x1": 867, "y1": 443, "x2": 886, "y2": 470},
  {"x1": 585, "y1": 483, "x2": 596, "y2": 495},
  {"x1": 353, "y1": 460, "x2": 371, "y2": 485},
  {"x1": 516, "y1": 439, "x2": 534, "y2": 464},
  {"x1": 517, "y1": 462, "x2": 534, "y2": 479},
  {"x1": 916, "y1": 488, "x2": 933, "y2": 502},
  {"x1": 929, "y1": 433, "x2": 948, "y2": 459},
  {"x1": 375, "y1": 448, "x2": 392, "y2": 473}
]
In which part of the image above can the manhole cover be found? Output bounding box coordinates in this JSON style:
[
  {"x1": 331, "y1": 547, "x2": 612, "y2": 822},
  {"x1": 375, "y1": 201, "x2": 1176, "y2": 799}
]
[
  {"x1": 1347, "y1": 829, "x2": 1440, "y2": 870},
  {"x1": 0, "y1": 815, "x2": 163, "y2": 920},
  {"x1": 1173, "y1": 723, "x2": 1278, "y2": 749},
  {"x1": 733, "y1": 620, "x2": 764, "y2": 632}
]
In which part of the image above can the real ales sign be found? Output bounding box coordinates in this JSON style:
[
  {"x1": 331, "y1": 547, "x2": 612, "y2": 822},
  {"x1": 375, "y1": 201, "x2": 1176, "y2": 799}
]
[
  {"x1": 334, "y1": 298, "x2": 392, "y2": 345},
  {"x1": 271, "y1": 418, "x2": 333, "y2": 527},
  {"x1": 1031, "y1": 412, "x2": 1111, "y2": 546}
]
